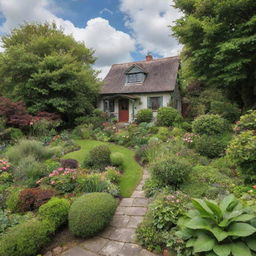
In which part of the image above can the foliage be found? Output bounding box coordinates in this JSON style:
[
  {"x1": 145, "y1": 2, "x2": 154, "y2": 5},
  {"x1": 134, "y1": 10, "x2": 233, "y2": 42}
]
[
  {"x1": 143, "y1": 178, "x2": 165, "y2": 198},
  {"x1": 0, "y1": 218, "x2": 54, "y2": 256},
  {"x1": 0, "y1": 210, "x2": 31, "y2": 234},
  {"x1": 60, "y1": 158, "x2": 78, "y2": 169},
  {"x1": 38, "y1": 167, "x2": 77, "y2": 193},
  {"x1": 176, "y1": 195, "x2": 256, "y2": 256},
  {"x1": 63, "y1": 140, "x2": 142, "y2": 197},
  {"x1": 227, "y1": 130, "x2": 256, "y2": 183},
  {"x1": 69, "y1": 193, "x2": 117, "y2": 238},
  {"x1": 136, "y1": 109, "x2": 153, "y2": 123},
  {"x1": 84, "y1": 145, "x2": 111, "y2": 170},
  {"x1": 0, "y1": 23, "x2": 100, "y2": 125},
  {"x1": 110, "y1": 152, "x2": 124, "y2": 168},
  {"x1": 6, "y1": 139, "x2": 53, "y2": 164},
  {"x1": 105, "y1": 167, "x2": 121, "y2": 184},
  {"x1": 155, "y1": 127, "x2": 170, "y2": 141},
  {"x1": 234, "y1": 110, "x2": 256, "y2": 132},
  {"x1": 39, "y1": 197, "x2": 70, "y2": 229},
  {"x1": 0, "y1": 127, "x2": 23, "y2": 144},
  {"x1": 151, "y1": 156, "x2": 191, "y2": 188},
  {"x1": 210, "y1": 101, "x2": 241, "y2": 123},
  {"x1": 6, "y1": 187, "x2": 22, "y2": 213},
  {"x1": 172, "y1": 0, "x2": 256, "y2": 108},
  {"x1": 192, "y1": 114, "x2": 227, "y2": 135},
  {"x1": 72, "y1": 124, "x2": 94, "y2": 139},
  {"x1": 157, "y1": 107, "x2": 182, "y2": 127},
  {"x1": 193, "y1": 134, "x2": 230, "y2": 158},
  {"x1": 18, "y1": 188, "x2": 55, "y2": 212},
  {"x1": 13, "y1": 156, "x2": 46, "y2": 187}
]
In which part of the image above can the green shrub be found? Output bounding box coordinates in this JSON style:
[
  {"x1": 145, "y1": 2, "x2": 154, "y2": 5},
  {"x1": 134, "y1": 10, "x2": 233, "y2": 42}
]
[
  {"x1": 39, "y1": 197, "x2": 70, "y2": 229},
  {"x1": 71, "y1": 124, "x2": 94, "y2": 139},
  {"x1": 192, "y1": 114, "x2": 227, "y2": 135},
  {"x1": 210, "y1": 101, "x2": 241, "y2": 123},
  {"x1": 157, "y1": 107, "x2": 182, "y2": 127},
  {"x1": 84, "y1": 145, "x2": 111, "y2": 170},
  {"x1": 143, "y1": 178, "x2": 164, "y2": 198},
  {"x1": 105, "y1": 167, "x2": 121, "y2": 184},
  {"x1": 110, "y1": 152, "x2": 124, "y2": 167},
  {"x1": 151, "y1": 156, "x2": 191, "y2": 188},
  {"x1": 193, "y1": 134, "x2": 230, "y2": 158},
  {"x1": 176, "y1": 195, "x2": 256, "y2": 256},
  {"x1": 155, "y1": 127, "x2": 170, "y2": 141},
  {"x1": 13, "y1": 156, "x2": 46, "y2": 187},
  {"x1": 0, "y1": 218, "x2": 54, "y2": 256},
  {"x1": 6, "y1": 187, "x2": 22, "y2": 213},
  {"x1": 234, "y1": 110, "x2": 256, "y2": 132},
  {"x1": 69, "y1": 193, "x2": 117, "y2": 238},
  {"x1": 6, "y1": 139, "x2": 53, "y2": 164},
  {"x1": 227, "y1": 130, "x2": 256, "y2": 183},
  {"x1": 75, "y1": 174, "x2": 108, "y2": 193},
  {"x1": 0, "y1": 127, "x2": 23, "y2": 143},
  {"x1": 136, "y1": 109, "x2": 153, "y2": 123}
]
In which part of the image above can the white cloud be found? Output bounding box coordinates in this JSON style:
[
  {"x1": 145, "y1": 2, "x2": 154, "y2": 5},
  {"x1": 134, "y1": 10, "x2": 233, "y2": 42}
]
[
  {"x1": 100, "y1": 8, "x2": 113, "y2": 16},
  {"x1": 120, "y1": 0, "x2": 182, "y2": 57},
  {"x1": 0, "y1": 0, "x2": 135, "y2": 79}
]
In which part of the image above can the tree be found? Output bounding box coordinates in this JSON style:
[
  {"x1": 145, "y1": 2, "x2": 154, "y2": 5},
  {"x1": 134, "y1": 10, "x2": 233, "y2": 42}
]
[
  {"x1": 0, "y1": 23, "x2": 101, "y2": 125},
  {"x1": 172, "y1": 0, "x2": 256, "y2": 109}
]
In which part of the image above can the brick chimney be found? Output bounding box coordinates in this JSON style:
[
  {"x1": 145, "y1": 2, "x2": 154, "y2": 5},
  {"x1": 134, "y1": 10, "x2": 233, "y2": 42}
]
[{"x1": 146, "y1": 54, "x2": 153, "y2": 61}]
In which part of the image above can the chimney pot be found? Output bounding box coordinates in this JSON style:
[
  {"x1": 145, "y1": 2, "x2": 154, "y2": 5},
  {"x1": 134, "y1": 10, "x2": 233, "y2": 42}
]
[{"x1": 146, "y1": 54, "x2": 153, "y2": 61}]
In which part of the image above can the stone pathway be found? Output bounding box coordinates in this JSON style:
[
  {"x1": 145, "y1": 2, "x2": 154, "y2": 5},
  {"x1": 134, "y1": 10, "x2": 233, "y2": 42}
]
[{"x1": 61, "y1": 170, "x2": 159, "y2": 256}]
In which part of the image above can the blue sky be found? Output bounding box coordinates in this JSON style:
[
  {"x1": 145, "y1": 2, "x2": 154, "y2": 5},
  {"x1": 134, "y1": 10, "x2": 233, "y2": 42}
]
[{"x1": 0, "y1": 0, "x2": 181, "y2": 78}]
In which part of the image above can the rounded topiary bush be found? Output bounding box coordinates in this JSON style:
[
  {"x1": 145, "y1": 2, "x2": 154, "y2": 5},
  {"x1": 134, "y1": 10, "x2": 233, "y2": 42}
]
[
  {"x1": 136, "y1": 109, "x2": 153, "y2": 123},
  {"x1": 69, "y1": 192, "x2": 117, "y2": 238},
  {"x1": 151, "y1": 156, "x2": 191, "y2": 188},
  {"x1": 110, "y1": 152, "x2": 124, "y2": 167},
  {"x1": 192, "y1": 114, "x2": 227, "y2": 135},
  {"x1": 39, "y1": 197, "x2": 70, "y2": 229},
  {"x1": 156, "y1": 107, "x2": 182, "y2": 127},
  {"x1": 84, "y1": 145, "x2": 111, "y2": 170}
]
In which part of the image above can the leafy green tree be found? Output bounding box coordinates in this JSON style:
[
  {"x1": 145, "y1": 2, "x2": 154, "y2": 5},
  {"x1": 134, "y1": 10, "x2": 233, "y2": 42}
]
[
  {"x1": 0, "y1": 23, "x2": 101, "y2": 124},
  {"x1": 172, "y1": 0, "x2": 256, "y2": 109}
]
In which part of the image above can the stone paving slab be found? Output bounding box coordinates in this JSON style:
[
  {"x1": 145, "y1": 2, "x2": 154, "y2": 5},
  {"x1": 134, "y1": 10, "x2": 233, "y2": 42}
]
[
  {"x1": 61, "y1": 169, "x2": 159, "y2": 256},
  {"x1": 99, "y1": 241, "x2": 124, "y2": 256}
]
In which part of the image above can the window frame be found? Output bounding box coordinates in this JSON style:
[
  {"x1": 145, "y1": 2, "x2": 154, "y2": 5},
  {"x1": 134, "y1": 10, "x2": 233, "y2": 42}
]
[
  {"x1": 104, "y1": 99, "x2": 115, "y2": 112},
  {"x1": 147, "y1": 96, "x2": 163, "y2": 111}
]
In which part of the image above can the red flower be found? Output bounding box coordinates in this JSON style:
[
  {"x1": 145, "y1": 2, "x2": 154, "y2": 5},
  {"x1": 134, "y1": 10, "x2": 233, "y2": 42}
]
[{"x1": 252, "y1": 185, "x2": 256, "y2": 190}]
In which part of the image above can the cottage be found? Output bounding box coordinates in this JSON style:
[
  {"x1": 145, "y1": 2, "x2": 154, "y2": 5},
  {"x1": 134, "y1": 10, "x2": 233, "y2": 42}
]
[{"x1": 99, "y1": 55, "x2": 181, "y2": 123}]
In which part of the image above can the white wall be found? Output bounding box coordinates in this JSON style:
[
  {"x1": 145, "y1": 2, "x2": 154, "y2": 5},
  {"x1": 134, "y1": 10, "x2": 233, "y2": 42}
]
[{"x1": 99, "y1": 93, "x2": 171, "y2": 122}]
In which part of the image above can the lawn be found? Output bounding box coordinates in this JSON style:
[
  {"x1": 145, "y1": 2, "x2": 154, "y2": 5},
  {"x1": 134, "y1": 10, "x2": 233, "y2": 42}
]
[{"x1": 63, "y1": 140, "x2": 143, "y2": 197}]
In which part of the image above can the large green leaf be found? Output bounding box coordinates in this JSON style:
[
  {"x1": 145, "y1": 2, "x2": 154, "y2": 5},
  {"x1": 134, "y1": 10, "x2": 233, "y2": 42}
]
[
  {"x1": 193, "y1": 233, "x2": 215, "y2": 253},
  {"x1": 233, "y1": 214, "x2": 256, "y2": 223},
  {"x1": 185, "y1": 216, "x2": 212, "y2": 230},
  {"x1": 213, "y1": 244, "x2": 231, "y2": 256},
  {"x1": 228, "y1": 223, "x2": 256, "y2": 237},
  {"x1": 219, "y1": 212, "x2": 252, "y2": 228},
  {"x1": 246, "y1": 238, "x2": 256, "y2": 252},
  {"x1": 231, "y1": 242, "x2": 252, "y2": 256},
  {"x1": 220, "y1": 195, "x2": 236, "y2": 212},
  {"x1": 206, "y1": 200, "x2": 223, "y2": 221},
  {"x1": 210, "y1": 226, "x2": 229, "y2": 242},
  {"x1": 192, "y1": 199, "x2": 215, "y2": 219},
  {"x1": 176, "y1": 228, "x2": 193, "y2": 240},
  {"x1": 186, "y1": 238, "x2": 196, "y2": 248},
  {"x1": 206, "y1": 253, "x2": 218, "y2": 256}
]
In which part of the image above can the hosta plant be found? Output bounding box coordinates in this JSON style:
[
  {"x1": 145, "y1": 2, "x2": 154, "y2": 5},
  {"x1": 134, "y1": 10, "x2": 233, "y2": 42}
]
[{"x1": 176, "y1": 194, "x2": 256, "y2": 256}]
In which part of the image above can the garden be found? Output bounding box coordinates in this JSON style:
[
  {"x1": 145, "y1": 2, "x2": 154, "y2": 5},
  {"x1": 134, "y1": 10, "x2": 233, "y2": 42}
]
[{"x1": 1, "y1": 96, "x2": 256, "y2": 256}]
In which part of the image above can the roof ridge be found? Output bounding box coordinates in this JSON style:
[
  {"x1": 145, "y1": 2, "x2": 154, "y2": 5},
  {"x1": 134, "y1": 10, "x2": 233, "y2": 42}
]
[{"x1": 112, "y1": 56, "x2": 179, "y2": 66}]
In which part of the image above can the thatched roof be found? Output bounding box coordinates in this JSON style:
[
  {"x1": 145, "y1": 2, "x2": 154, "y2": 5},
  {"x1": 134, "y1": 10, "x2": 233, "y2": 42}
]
[{"x1": 101, "y1": 56, "x2": 180, "y2": 95}]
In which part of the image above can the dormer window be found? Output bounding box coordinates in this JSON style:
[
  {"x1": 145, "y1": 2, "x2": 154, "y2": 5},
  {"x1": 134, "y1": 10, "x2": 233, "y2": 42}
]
[{"x1": 125, "y1": 65, "x2": 146, "y2": 85}]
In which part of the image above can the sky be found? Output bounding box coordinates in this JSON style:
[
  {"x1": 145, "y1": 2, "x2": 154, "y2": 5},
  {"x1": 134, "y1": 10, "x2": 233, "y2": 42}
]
[{"x1": 0, "y1": 0, "x2": 182, "y2": 78}]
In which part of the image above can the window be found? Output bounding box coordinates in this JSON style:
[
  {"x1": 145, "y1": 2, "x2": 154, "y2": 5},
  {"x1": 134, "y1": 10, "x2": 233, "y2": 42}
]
[
  {"x1": 148, "y1": 96, "x2": 163, "y2": 110},
  {"x1": 104, "y1": 99, "x2": 115, "y2": 112},
  {"x1": 127, "y1": 73, "x2": 144, "y2": 83}
]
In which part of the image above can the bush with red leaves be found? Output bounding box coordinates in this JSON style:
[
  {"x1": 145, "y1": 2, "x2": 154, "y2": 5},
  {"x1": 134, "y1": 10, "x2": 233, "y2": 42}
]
[
  {"x1": 18, "y1": 188, "x2": 55, "y2": 212},
  {"x1": 0, "y1": 97, "x2": 60, "y2": 128},
  {"x1": 60, "y1": 159, "x2": 79, "y2": 169}
]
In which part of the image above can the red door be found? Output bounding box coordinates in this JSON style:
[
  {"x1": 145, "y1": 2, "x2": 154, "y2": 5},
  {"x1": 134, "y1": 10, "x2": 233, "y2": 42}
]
[{"x1": 119, "y1": 99, "x2": 129, "y2": 122}]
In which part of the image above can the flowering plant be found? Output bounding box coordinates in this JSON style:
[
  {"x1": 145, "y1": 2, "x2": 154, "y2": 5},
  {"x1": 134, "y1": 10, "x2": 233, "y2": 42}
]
[
  {"x1": 37, "y1": 167, "x2": 78, "y2": 193},
  {"x1": 0, "y1": 159, "x2": 11, "y2": 173},
  {"x1": 182, "y1": 133, "x2": 196, "y2": 144}
]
